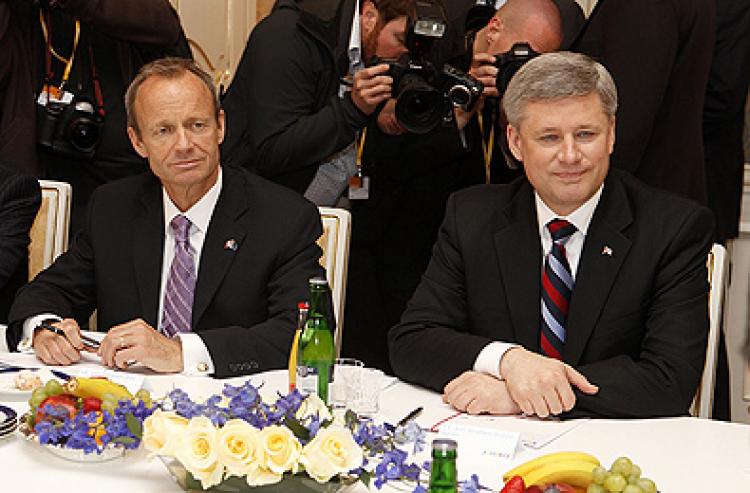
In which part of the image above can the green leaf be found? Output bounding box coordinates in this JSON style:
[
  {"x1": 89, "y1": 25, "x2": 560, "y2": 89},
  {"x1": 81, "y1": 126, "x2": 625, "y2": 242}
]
[
  {"x1": 113, "y1": 436, "x2": 136, "y2": 445},
  {"x1": 283, "y1": 416, "x2": 310, "y2": 442},
  {"x1": 125, "y1": 413, "x2": 143, "y2": 439},
  {"x1": 344, "y1": 409, "x2": 358, "y2": 429},
  {"x1": 359, "y1": 470, "x2": 372, "y2": 488}
]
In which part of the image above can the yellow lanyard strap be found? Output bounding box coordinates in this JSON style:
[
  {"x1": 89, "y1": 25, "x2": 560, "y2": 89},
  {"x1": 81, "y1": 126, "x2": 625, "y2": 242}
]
[
  {"x1": 39, "y1": 11, "x2": 80, "y2": 88},
  {"x1": 477, "y1": 112, "x2": 494, "y2": 184},
  {"x1": 355, "y1": 127, "x2": 367, "y2": 170}
]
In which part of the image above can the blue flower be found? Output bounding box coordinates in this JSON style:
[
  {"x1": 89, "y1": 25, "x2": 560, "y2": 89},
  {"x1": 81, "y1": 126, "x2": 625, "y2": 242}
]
[
  {"x1": 395, "y1": 422, "x2": 426, "y2": 454},
  {"x1": 459, "y1": 474, "x2": 481, "y2": 493},
  {"x1": 412, "y1": 485, "x2": 427, "y2": 493}
]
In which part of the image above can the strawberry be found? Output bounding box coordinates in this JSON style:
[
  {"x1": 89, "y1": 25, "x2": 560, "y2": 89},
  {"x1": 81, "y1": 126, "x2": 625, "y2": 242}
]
[
  {"x1": 501, "y1": 475, "x2": 525, "y2": 493},
  {"x1": 82, "y1": 397, "x2": 102, "y2": 414},
  {"x1": 35, "y1": 393, "x2": 77, "y2": 423},
  {"x1": 525, "y1": 487, "x2": 544, "y2": 493}
]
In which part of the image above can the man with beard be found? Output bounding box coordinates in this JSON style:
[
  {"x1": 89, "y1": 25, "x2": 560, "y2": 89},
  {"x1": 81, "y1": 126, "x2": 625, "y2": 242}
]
[{"x1": 221, "y1": 0, "x2": 413, "y2": 203}]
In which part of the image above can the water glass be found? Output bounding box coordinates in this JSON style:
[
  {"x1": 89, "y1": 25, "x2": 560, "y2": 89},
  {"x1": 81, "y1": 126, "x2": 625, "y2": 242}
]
[
  {"x1": 349, "y1": 368, "x2": 383, "y2": 417},
  {"x1": 330, "y1": 358, "x2": 364, "y2": 409}
]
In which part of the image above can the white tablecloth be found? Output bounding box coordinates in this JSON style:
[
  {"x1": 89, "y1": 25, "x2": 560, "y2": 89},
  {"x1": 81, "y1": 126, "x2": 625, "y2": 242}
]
[{"x1": 1, "y1": 361, "x2": 749, "y2": 492}]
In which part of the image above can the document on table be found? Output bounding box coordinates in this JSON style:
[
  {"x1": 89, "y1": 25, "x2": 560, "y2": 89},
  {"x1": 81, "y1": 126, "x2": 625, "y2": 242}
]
[{"x1": 429, "y1": 410, "x2": 589, "y2": 449}]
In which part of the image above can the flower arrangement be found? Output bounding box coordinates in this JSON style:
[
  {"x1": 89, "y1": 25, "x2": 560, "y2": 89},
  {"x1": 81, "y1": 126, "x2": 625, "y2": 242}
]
[{"x1": 143, "y1": 380, "x2": 431, "y2": 492}]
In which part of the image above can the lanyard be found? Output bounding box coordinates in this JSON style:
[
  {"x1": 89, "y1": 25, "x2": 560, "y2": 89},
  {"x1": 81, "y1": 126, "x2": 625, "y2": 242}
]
[
  {"x1": 355, "y1": 127, "x2": 367, "y2": 171},
  {"x1": 477, "y1": 111, "x2": 494, "y2": 184},
  {"x1": 39, "y1": 10, "x2": 80, "y2": 91}
]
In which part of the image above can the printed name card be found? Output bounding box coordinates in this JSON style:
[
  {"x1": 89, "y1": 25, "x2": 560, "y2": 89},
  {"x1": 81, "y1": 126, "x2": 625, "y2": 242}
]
[{"x1": 439, "y1": 422, "x2": 520, "y2": 461}]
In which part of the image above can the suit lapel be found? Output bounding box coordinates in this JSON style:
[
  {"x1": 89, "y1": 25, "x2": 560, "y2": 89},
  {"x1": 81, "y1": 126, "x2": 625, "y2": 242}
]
[
  {"x1": 133, "y1": 178, "x2": 164, "y2": 328},
  {"x1": 191, "y1": 168, "x2": 250, "y2": 327},
  {"x1": 565, "y1": 174, "x2": 633, "y2": 364},
  {"x1": 493, "y1": 182, "x2": 542, "y2": 351}
]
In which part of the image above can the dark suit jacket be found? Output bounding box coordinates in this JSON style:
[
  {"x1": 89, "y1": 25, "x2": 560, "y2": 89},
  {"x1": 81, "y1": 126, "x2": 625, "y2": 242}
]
[
  {"x1": 7, "y1": 166, "x2": 324, "y2": 377},
  {"x1": 572, "y1": 0, "x2": 715, "y2": 205},
  {"x1": 389, "y1": 170, "x2": 714, "y2": 418},
  {"x1": 0, "y1": 165, "x2": 41, "y2": 324}
]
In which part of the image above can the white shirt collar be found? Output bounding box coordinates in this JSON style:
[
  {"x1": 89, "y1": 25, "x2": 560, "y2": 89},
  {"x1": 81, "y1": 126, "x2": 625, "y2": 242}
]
[
  {"x1": 162, "y1": 166, "x2": 223, "y2": 236},
  {"x1": 348, "y1": 1, "x2": 362, "y2": 72},
  {"x1": 535, "y1": 184, "x2": 603, "y2": 237}
]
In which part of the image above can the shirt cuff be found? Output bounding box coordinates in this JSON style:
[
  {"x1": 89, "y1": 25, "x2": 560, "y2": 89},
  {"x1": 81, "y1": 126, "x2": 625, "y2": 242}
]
[
  {"x1": 18, "y1": 314, "x2": 62, "y2": 353},
  {"x1": 473, "y1": 341, "x2": 518, "y2": 379},
  {"x1": 176, "y1": 332, "x2": 214, "y2": 376}
]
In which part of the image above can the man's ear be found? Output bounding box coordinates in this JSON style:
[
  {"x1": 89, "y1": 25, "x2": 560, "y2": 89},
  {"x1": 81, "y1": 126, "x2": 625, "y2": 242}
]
[
  {"x1": 607, "y1": 116, "x2": 616, "y2": 154},
  {"x1": 361, "y1": 0, "x2": 379, "y2": 37},
  {"x1": 127, "y1": 126, "x2": 148, "y2": 159},
  {"x1": 217, "y1": 109, "x2": 226, "y2": 145},
  {"x1": 507, "y1": 123, "x2": 524, "y2": 162}
]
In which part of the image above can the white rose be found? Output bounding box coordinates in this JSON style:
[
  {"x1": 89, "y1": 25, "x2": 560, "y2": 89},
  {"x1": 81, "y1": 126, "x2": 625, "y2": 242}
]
[
  {"x1": 216, "y1": 419, "x2": 262, "y2": 478},
  {"x1": 245, "y1": 465, "x2": 284, "y2": 487},
  {"x1": 257, "y1": 425, "x2": 302, "y2": 475},
  {"x1": 295, "y1": 394, "x2": 333, "y2": 422},
  {"x1": 175, "y1": 416, "x2": 224, "y2": 490},
  {"x1": 142, "y1": 410, "x2": 189, "y2": 458},
  {"x1": 300, "y1": 425, "x2": 363, "y2": 483}
]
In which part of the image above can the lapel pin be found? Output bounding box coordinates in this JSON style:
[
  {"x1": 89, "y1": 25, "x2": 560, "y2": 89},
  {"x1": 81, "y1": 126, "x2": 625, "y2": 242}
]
[
  {"x1": 224, "y1": 239, "x2": 238, "y2": 251},
  {"x1": 601, "y1": 245, "x2": 613, "y2": 256}
]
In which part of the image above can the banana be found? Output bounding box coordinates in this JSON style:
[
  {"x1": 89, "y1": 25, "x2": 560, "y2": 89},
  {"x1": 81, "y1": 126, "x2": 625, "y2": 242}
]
[
  {"x1": 64, "y1": 377, "x2": 133, "y2": 401},
  {"x1": 503, "y1": 451, "x2": 600, "y2": 482},
  {"x1": 523, "y1": 460, "x2": 597, "y2": 488}
]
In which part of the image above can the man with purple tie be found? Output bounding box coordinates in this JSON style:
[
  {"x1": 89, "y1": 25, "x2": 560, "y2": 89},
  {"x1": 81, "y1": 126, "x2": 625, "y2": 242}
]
[
  {"x1": 389, "y1": 52, "x2": 714, "y2": 419},
  {"x1": 7, "y1": 58, "x2": 325, "y2": 377}
]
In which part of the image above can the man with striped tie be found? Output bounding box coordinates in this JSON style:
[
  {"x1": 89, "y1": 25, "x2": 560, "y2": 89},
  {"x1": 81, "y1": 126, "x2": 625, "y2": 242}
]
[{"x1": 389, "y1": 52, "x2": 714, "y2": 418}]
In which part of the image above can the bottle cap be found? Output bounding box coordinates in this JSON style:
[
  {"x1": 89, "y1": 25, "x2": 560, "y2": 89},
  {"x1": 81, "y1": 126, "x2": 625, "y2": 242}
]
[
  {"x1": 431, "y1": 438, "x2": 457, "y2": 455},
  {"x1": 309, "y1": 277, "x2": 329, "y2": 287}
]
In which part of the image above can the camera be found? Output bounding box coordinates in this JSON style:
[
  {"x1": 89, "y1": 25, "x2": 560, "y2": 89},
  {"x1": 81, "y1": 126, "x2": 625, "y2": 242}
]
[
  {"x1": 375, "y1": 0, "x2": 484, "y2": 134},
  {"x1": 493, "y1": 42, "x2": 539, "y2": 96},
  {"x1": 37, "y1": 94, "x2": 103, "y2": 160}
]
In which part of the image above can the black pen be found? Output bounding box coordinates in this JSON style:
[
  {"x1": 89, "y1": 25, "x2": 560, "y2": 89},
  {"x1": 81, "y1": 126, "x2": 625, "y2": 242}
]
[
  {"x1": 38, "y1": 321, "x2": 101, "y2": 349},
  {"x1": 397, "y1": 406, "x2": 423, "y2": 427}
]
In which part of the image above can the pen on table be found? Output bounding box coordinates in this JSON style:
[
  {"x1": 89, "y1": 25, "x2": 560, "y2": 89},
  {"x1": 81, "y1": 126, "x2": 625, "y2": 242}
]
[
  {"x1": 38, "y1": 321, "x2": 101, "y2": 349},
  {"x1": 397, "y1": 406, "x2": 424, "y2": 427}
]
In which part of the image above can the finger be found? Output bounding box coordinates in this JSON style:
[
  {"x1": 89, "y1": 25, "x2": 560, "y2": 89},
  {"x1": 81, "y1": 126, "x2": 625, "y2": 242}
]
[
  {"x1": 114, "y1": 346, "x2": 140, "y2": 370},
  {"x1": 34, "y1": 338, "x2": 54, "y2": 365},
  {"x1": 466, "y1": 396, "x2": 488, "y2": 415},
  {"x1": 542, "y1": 387, "x2": 564, "y2": 416},
  {"x1": 47, "y1": 337, "x2": 76, "y2": 365},
  {"x1": 558, "y1": 380, "x2": 577, "y2": 411},
  {"x1": 565, "y1": 365, "x2": 599, "y2": 394},
  {"x1": 529, "y1": 393, "x2": 551, "y2": 418},
  {"x1": 59, "y1": 319, "x2": 84, "y2": 351},
  {"x1": 354, "y1": 74, "x2": 393, "y2": 90}
]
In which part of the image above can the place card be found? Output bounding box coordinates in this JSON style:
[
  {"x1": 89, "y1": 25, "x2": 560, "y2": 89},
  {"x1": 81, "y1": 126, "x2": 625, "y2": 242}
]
[{"x1": 439, "y1": 421, "x2": 520, "y2": 461}]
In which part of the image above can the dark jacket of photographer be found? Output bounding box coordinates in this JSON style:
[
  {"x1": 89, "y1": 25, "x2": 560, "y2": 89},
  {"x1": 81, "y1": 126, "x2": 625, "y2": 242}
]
[
  {"x1": 221, "y1": 0, "x2": 370, "y2": 194},
  {"x1": 0, "y1": 0, "x2": 188, "y2": 231}
]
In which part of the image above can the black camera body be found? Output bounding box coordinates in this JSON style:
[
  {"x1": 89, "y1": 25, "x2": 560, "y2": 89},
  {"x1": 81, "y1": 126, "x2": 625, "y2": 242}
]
[
  {"x1": 37, "y1": 95, "x2": 103, "y2": 160},
  {"x1": 375, "y1": 0, "x2": 483, "y2": 134},
  {"x1": 493, "y1": 42, "x2": 539, "y2": 96}
]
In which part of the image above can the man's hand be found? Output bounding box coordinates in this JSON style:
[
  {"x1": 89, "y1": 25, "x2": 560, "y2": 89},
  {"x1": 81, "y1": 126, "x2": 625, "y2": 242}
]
[
  {"x1": 98, "y1": 319, "x2": 183, "y2": 373},
  {"x1": 33, "y1": 318, "x2": 86, "y2": 366},
  {"x1": 351, "y1": 64, "x2": 393, "y2": 115},
  {"x1": 377, "y1": 98, "x2": 406, "y2": 135},
  {"x1": 500, "y1": 347, "x2": 599, "y2": 418},
  {"x1": 443, "y1": 371, "x2": 521, "y2": 415},
  {"x1": 469, "y1": 52, "x2": 499, "y2": 99}
]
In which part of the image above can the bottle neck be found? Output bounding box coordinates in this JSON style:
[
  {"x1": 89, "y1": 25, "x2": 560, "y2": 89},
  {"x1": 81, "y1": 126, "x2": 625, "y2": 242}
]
[{"x1": 308, "y1": 288, "x2": 330, "y2": 323}]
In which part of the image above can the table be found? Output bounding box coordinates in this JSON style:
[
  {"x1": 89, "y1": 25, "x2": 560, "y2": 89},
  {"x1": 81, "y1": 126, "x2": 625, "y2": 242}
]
[{"x1": 1, "y1": 364, "x2": 749, "y2": 492}]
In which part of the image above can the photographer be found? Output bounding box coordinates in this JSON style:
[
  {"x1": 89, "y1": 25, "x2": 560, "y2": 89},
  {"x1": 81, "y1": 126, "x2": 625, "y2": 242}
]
[
  {"x1": 0, "y1": 0, "x2": 190, "y2": 234},
  {"x1": 221, "y1": 0, "x2": 413, "y2": 203},
  {"x1": 343, "y1": 0, "x2": 564, "y2": 372}
]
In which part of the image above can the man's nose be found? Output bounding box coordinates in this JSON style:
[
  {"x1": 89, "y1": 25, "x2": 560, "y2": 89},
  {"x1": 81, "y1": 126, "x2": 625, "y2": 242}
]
[
  {"x1": 558, "y1": 135, "x2": 581, "y2": 163},
  {"x1": 174, "y1": 127, "x2": 193, "y2": 151}
]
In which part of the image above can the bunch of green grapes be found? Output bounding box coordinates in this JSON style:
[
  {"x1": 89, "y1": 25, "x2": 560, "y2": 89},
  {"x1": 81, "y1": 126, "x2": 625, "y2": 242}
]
[
  {"x1": 586, "y1": 457, "x2": 658, "y2": 493},
  {"x1": 99, "y1": 389, "x2": 153, "y2": 414}
]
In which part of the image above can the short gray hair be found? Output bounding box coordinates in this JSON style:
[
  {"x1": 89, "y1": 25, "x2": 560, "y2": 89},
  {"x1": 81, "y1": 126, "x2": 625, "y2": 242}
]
[
  {"x1": 502, "y1": 51, "x2": 617, "y2": 128},
  {"x1": 125, "y1": 57, "x2": 219, "y2": 135}
]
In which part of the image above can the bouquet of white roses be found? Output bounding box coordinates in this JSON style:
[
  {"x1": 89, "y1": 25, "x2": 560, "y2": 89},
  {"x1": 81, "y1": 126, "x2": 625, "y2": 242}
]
[{"x1": 143, "y1": 381, "x2": 427, "y2": 492}]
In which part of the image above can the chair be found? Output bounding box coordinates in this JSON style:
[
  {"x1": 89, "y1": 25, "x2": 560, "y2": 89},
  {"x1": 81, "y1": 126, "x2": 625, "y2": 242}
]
[
  {"x1": 692, "y1": 243, "x2": 728, "y2": 419},
  {"x1": 28, "y1": 180, "x2": 72, "y2": 280},
  {"x1": 317, "y1": 207, "x2": 352, "y2": 357}
]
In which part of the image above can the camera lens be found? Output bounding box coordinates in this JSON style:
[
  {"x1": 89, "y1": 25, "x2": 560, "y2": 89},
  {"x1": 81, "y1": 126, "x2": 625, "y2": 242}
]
[
  {"x1": 394, "y1": 73, "x2": 444, "y2": 134},
  {"x1": 65, "y1": 116, "x2": 100, "y2": 152},
  {"x1": 447, "y1": 85, "x2": 471, "y2": 109}
]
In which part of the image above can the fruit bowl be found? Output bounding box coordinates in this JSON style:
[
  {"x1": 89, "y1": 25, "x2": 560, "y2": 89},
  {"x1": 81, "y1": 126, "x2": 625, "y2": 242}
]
[{"x1": 18, "y1": 413, "x2": 128, "y2": 463}]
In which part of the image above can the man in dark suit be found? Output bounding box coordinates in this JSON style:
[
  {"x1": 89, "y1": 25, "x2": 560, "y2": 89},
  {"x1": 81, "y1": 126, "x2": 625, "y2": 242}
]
[
  {"x1": 0, "y1": 164, "x2": 41, "y2": 324},
  {"x1": 389, "y1": 52, "x2": 714, "y2": 419},
  {"x1": 7, "y1": 58, "x2": 324, "y2": 378},
  {"x1": 571, "y1": 0, "x2": 715, "y2": 206}
]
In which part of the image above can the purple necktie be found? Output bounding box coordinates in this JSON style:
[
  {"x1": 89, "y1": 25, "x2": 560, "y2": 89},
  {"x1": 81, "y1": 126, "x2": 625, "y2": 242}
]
[{"x1": 161, "y1": 214, "x2": 196, "y2": 337}]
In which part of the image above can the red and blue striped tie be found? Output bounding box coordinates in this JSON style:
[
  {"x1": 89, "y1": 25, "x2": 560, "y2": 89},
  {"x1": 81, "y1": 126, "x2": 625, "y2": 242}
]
[{"x1": 540, "y1": 218, "x2": 577, "y2": 360}]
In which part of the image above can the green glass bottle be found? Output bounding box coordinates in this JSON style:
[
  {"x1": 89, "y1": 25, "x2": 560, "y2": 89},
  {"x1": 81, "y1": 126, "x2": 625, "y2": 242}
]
[
  {"x1": 429, "y1": 439, "x2": 458, "y2": 493},
  {"x1": 296, "y1": 277, "x2": 335, "y2": 403}
]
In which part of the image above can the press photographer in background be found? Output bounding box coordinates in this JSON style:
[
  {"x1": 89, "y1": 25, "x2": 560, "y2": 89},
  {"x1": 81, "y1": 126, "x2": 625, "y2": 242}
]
[
  {"x1": 0, "y1": 0, "x2": 190, "y2": 235},
  {"x1": 343, "y1": 0, "x2": 564, "y2": 372}
]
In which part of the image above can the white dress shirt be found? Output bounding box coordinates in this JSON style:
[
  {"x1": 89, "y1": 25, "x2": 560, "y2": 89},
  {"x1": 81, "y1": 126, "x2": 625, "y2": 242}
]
[
  {"x1": 21, "y1": 169, "x2": 224, "y2": 376},
  {"x1": 473, "y1": 185, "x2": 604, "y2": 378}
]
